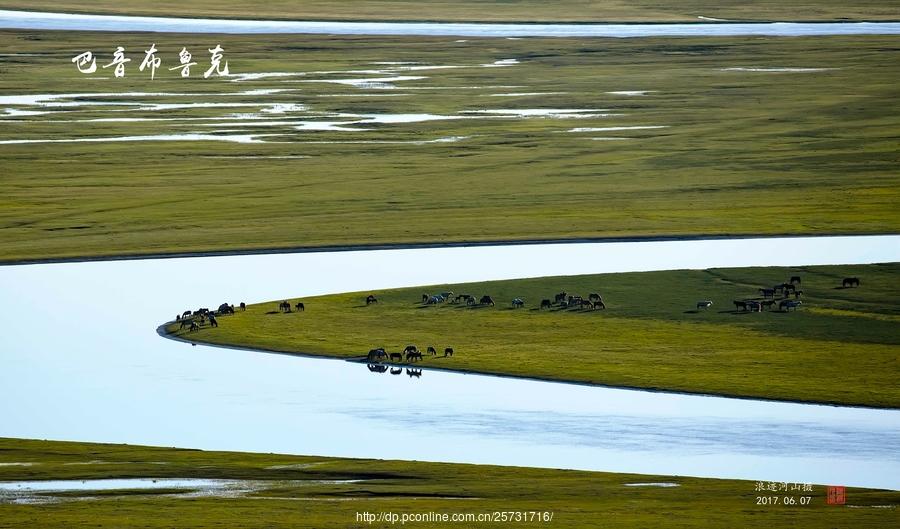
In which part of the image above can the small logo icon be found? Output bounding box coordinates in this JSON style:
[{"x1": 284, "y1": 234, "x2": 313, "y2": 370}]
[{"x1": 826, "y1": 485, "x2": 846, "y2": 505}]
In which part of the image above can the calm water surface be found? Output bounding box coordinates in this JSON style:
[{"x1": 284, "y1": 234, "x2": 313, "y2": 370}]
[{"x1": 1, "y1": 235, "x2": 899, "y2": 489}]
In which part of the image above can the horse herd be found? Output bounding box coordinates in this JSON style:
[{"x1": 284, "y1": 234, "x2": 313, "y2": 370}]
[
  {"x1": 176, "y1": 302, "x2": 246, "y2": 332},
  {"x1": 366, "y1": 345, "x2": 454, "y2": 364},
  {"x1": 417, "y1": 290, "x2": 606, "y2": 311},
  {"x1": 694, "y1": 275, "x2": 862, "y2": 314}
]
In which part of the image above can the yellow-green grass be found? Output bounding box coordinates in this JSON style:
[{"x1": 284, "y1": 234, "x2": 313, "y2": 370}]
[
  {"x1": 1, "y1": 0, "x2": 898, "y2": 22},
  {"x1": 166, "y1": 264, "x2": 900, "y2": 408},
  {"x1": 1, "y1": 438, "x2": 898, "y2": 528},
  {"x1": 1, "y1": 32, "x2": 899, "y2": 262}
]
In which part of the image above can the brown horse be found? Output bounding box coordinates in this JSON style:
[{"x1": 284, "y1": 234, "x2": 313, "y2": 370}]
[
  {"x1": 366, "y1": 295, "x2": 378, "y2": 305},
  {"x1": 444, "y1": 347, "x2": 454, "y2": 357},
  {"x1": 427, "y1": 346, "x2": 437, "y2": 356},
  {"x1": 540, "y1": 299, "x2": 552, "y2": 309},
  {"x1": 479, "y1": 295, "x2": 495, "y2": 306},
  {"x1": 295, "y1": 302, "x2": 305, "y2": 312},
  {"x1": 842, "y1": 277, "x2": 860, "y2": 288}
]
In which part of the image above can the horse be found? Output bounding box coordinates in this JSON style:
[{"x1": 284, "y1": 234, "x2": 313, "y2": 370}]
[
  {"x1": 218, "y1": 303, "x2": 234, "y2": 315},
  {"x1": 761, "y1": 299, "x2": 777, "y2": 310},
  {"x1": 790, "y1": 276, "x2": 802, "y2": 285},
  {"x1": 540, "y1": 299, "x2": 552, "y2": 310},
  {"x1": 366, "y1": 295, "x2": 378, "y2": 305},
  {"x1": 466, "y1": 296, "x2": 476, "y2": 306},
  {"x1": 406, "y1": 368, "x2": 422, "y2": 378},
  {"x1": 422, "y1": 293, "x2": 430, "y2": 303},
  {"x1": 427, "y1": 295, "x2": 444, "y2": 305},
  {"x1": 588, "y1": 293, "x2": 602, "y2": 302},
  {"x1": 406, "y1": 350, "x2": 423, "y2": 362},
  {"x1": 783, "y1": 283, "x2": 796, "y2": 293},
  {"x1": 554, "y1": 292, "x2": 567, "y2": 304},
  {"x1": 444, "y1": 347, "x2": 454, "y2": 357},
  {"x1": 208, "y1": 314, "x2": 218, "y2": 328},
  {"x1": 580, "y1": 298, "x2": 593, "y2": 309},
  {"x1": 479, "y1": 295, "x2": 495, "y2": 306},
  {"x1": 426, "y1": 346, "x2": 437, "y2": 356},
  {"x1": 189, "y1": 321, "x2": 200, "y2": 332},
  {"x1": 367, "y1": 348, "x2": 387, "y2": 362},
  {"x1": 389, "y1": 352, "x2": 403, "y2": 362},
  {"x1": 239, "y1": 302, "x2": 246, "y2": 311},
  {"x1": 181, "y1": 310, "x2": 192, "y2": 318},
  {"x1": 295, "y1": 302, "x2": 305, "y2": 312},
  {"x1": 746, "y1": 300, "x2": 762, "y2": 312},
  {"x1": 278, "y1": 301, "x2": 291, "y2": 312},
  {"x1": 733, "y1": 300, "x2": 747, "y2": 311},
  {"x1": 511, "y1": 298, "x2": 525, "y2": 308},
  {"x1": 780, "y1": 300, "x2": 802, "y2": 311},
  {"x1": 403, "y1": 345, "x2": 419, "y2": 355},
  {"x1": 696, "y1": 301, "x2": 713, "y2": 310},
  {"x1": 759, "y1": 288, "x2": 775, "y2": 299},
  {"x1": 593, "y1": 300, "x2": 606, "y2": 310},
  {"x1": 439, "y1": 291, "x2": 454, "y2": 299},
  {"x1": 842, "y1": 277, "x2": 860, "y2": 288}
]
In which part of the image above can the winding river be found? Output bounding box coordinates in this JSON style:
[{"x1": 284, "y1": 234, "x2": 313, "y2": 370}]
[
  {"x1": 1, "y1": 10, "x2": 900, "y2": 36},
  {"x1": 1, "y1": 235, "x2": 899, "y2": 490}
]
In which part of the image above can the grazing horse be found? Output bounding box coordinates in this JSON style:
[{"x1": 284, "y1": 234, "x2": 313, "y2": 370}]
[
  {"x1": 780, "y1": 300, "x2": 802, "y2": 311},
  {"x1": 218, "y1": 303, "x2": 234, "y2": 315},
  {"x1": 389, "y1": 352, "x2": 403, "y2": 362},
  {"x1": 367, "y1": 364, "x2": 388, "y2": 373},
  {"x1": 540, "y1": 299, "x2": 552, "y2": 310},
  {"x1": 444, "y1": 347, "x2": 454, "y2": 357},
  {"x1": 593, "y1": 300, "x2": 606, "y2": 310},
  {"x1": 427, "y1": 346, "x2": 437, "y2": 356},
  {"x1": 422, "y1": 293, "x2": 430, "y2": 304},
  {"x1": 239, "y1": 302, "x2": 246, "y2": 311},
  {"x1": 761, "y1": 299, "x2": 777, "y2": 310},
  {"x1": 759, "y1": 288, "x2": 775, "y2": 299},
  {"x1": 554, "y1": 292, "x2": 568, "y2": 304},
  {"x1": 427, "y1": 295, "x2": 444, "y2": 305},
  {"x1": 783, "y1": 283, "x2": 796, "y2": 293},
  {"x1": 466, "y1": 296, "x2": 476, "y2": 306},
  {"x1": 208, "y1": 314, "x2": 218, "y2": 327},
  {"x1": 278, "y1": 301, "x2": 291, "y2": 312},
  {"x1": 733, "y1": 300, "x2": 747, "y2": 311},
  {"x1": 479, "y1": 295, "x2": 495, "y2": 306},
  {"x1": 367, "y1": 348, "x2": 387, "y2": 362},
  {"x1": 697, "y1": 300, "x2": 713, "y2": 310},
  {"x1": 181, "y1": 310, "x2": 192, "y2": 318},
  {"x1": 842, "y1": 277, "x2": 860, "y2": 288},
  {"x1": 365, "y1": 295, "x2": 378, "y2": 305},
  {"x1": 406, "y1": 368, "x2": 422, "y2": 378},
  {"x1": 406, "y1": 350, "x2": 423, "y2": 362},
  {"x1": 295, "y1": 302, "x2": 305, "y2": 312},
  {"x1": 746, "y1": 300, "x2": 762, "y2": 312},
  {"x1": 511, "y1": 298, "x2": 525, "y2": 308},
  {"x1": 580, "y1": 298, "x2": 593, "y2": 309},
  {"x1": 790, "y1": 276, "x2": 801, "y2": 285},
  {"x1": 403, "y1": 345, "x2": 419, "y2": 356},
  {"x1": 189, "y1": 321, "x2": 200, "y2": 332},
  {"x1": 588, "y1": 293, "x2": 602, "y2": 302}
]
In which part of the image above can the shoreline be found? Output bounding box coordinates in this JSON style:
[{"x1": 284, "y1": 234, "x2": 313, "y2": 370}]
[
  {"x1": 4, "y1": 231, "x2": 898, "y2": 267},
  {"x1": 157, "y1": 323, "x2": 900, "y2": 412},
  {"x1": 4, "y1": 8, "x2": 900, "y2": 26}
]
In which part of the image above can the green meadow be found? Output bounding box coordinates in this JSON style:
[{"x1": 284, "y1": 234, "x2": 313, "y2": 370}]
[
  {"x1": 1, "y1": 438, "x2": 898, "y2": 529},
  {"x1": 166, "y1": 263, "x2": 900, "y2": 408},
  {"x1": 1, "y1": 0, "x2": 898, "y2": 22},
  {"x1": 1, "y1": 32, "x2": 898, "y2": 262}
]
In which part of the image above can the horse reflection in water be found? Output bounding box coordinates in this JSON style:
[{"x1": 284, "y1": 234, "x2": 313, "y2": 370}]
[{"x1": 364, "y1": 364, "x2": 423, "y2": 379}]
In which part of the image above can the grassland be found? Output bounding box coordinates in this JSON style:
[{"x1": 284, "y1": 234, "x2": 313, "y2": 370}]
[
  {"x1": 1, "y1": 438, "x2": 898, "y2": 528},
  {"x1": 1, "y1": 0, "x2": 898, "y2": 22},
  {"x1": 1, "y1": 32, "x2": 899, "y2": 263},
  {"x1": 165, "y1": 263, "x2": 900, "y2": 408}
]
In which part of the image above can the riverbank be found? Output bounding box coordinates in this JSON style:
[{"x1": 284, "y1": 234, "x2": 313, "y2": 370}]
[
  {"x1": 163, "y1": 263, "x2": 900, "y2": 409},
  {"x1": 1, "y1": 438, "x2": 898, "y2": 528},
  {"x1": 2, "y1": 1, "x2": 900, "y2": 23}
]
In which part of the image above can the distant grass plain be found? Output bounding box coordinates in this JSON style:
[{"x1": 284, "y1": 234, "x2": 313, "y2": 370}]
[
  {"x1": 2, "y1": 0, "x2": 899, "y2": 22},
  {"x1": 166, "y1": 263, "x2": 900, "y2": 408},
  {"x1": 2, "y1": 438, "x2": 899, "y2": 529},
  {"x1": 0, "y1": 32, "x2": 898, "y2": 262}
]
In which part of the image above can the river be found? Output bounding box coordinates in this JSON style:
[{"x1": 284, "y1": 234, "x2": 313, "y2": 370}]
[
  {"x1": 1, "y1": 235, "x2": 899, "y2": 490},
  {"x1": 1, "y1": 10, "x2": 900, "y2": 36}
]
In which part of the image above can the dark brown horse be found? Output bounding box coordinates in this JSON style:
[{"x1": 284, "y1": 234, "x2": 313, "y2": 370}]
[
  {"x1": 790, "y1": 276, "x2": 801, "y2": 285},
  {"x1": 389, "y1": 352, "x2": 403, "y2": 362},
  {"x1": 278, "y1": 301, "x2": 291, "y2": 312},
  {"x1": 427, "y1": 346, "x2": 437, "y2": 356},
  {"x1": 295, "y1": 302, "x2": 305, "y2": 312},
  {"x1": 239, "y1": 302, "x2": 246, "y2": 311},
  {"x1": 842, "y1": 277, "x2": 860, "y2": 288},
  {"x1": 366, "y1": 295, "x2": 378, "y2": 305},
  {"x1": 444, "y1": 347, "x2": 454, "y2": 357},
  {"x1": 734, "y1": 300, "x2": 747, "y2": 311},
  {"x1": 540, "y1": 299, "x2": 552, "y2": 309},
  {"x1": 406, "y1": 350, "x2": 423, "y2": 362},
  {"x1": 479, "y1": 295, "x2": 494, "y2": 306}
]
